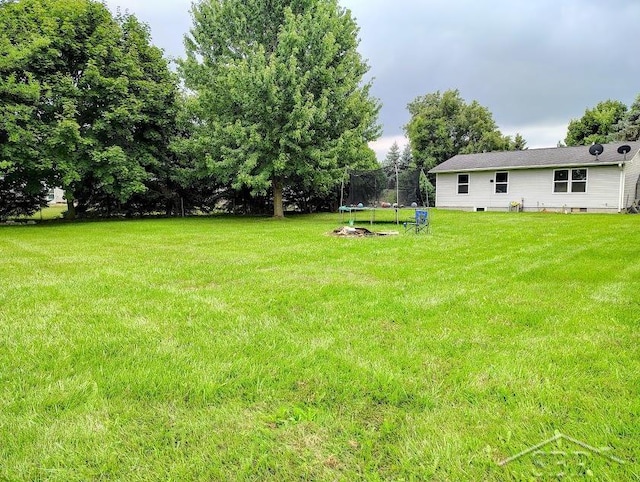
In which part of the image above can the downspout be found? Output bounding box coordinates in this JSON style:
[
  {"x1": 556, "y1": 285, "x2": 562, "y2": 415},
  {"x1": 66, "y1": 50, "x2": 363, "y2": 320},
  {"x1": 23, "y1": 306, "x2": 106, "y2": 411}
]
[{"x1": 618, "y1": 162, "x2": 625, "y2": 212}]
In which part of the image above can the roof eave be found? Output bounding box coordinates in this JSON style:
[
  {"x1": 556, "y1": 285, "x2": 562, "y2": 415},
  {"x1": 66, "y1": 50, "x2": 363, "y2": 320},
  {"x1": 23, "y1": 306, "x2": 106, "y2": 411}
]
[{"x1": 430, "y1": 160, "x2": 624, "y2": 174}]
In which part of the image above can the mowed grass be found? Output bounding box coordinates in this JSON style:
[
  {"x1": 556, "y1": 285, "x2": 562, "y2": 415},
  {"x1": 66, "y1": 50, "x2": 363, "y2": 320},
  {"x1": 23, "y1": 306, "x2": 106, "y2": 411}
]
[
  {"x1": 0, "y1": 211, "x2": 638, "y2": 480},
  {"x1": 12, "y1": 205, "x2": 67, "y2": 222}
]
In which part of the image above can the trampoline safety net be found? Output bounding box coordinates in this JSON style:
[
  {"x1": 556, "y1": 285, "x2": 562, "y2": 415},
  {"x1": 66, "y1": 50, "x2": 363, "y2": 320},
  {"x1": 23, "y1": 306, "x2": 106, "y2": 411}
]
[{"x1": 343, "y1": 168, "x2": 429, "y2": 208}]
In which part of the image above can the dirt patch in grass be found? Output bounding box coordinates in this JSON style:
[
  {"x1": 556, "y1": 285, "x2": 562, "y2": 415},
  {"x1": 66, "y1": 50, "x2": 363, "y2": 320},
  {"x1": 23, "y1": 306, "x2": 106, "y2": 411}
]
[{"x1": 331, "y1": 226, "x2": 398, "y2": 237}]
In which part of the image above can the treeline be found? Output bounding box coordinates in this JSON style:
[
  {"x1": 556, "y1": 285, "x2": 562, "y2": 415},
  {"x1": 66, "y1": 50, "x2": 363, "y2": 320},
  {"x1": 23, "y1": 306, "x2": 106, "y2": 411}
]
[
  {"x1": 4, "y1": 0, "x2": 639, "y2": 220},
  {"x1": 563, "y1": 98, "x2": 640, "y2": 147},
  {"x1": 0, "y1": 0, "x2": 380, "y2": 220},
  {"x1": 393, "y1": 89, "x2": 640, "y2": 171}
]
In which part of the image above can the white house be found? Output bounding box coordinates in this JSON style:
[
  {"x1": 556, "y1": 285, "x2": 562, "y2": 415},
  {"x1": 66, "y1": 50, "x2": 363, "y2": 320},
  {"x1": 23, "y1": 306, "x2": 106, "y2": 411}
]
[
  {"x1": 429, "y1": 141, "x2": 640, "y2": 213},
  {"x1": 46, "y1": 187, "x2": 66, "y2": 205}
]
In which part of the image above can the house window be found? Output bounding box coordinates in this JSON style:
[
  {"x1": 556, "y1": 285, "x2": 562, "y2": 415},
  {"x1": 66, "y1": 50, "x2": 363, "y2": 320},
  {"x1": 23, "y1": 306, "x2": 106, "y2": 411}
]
[
  {"x1": 457, "y1": 174, "x2": 469, "y2": 194},
  {"x1": 571, "y1": 169, "x2": 587, "y2": 192},
  {"x1": 554, "y1": 168, "x2": 587, "y2": 193},
  {"x1": 495, "y1": 172, "x2": 508, "y2": 193}
]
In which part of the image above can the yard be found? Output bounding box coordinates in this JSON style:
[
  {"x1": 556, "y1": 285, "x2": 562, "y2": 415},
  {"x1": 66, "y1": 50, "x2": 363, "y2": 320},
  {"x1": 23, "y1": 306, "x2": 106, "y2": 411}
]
[{"x1": 0, "y1": 211, "x2": 638, "y2": 480}]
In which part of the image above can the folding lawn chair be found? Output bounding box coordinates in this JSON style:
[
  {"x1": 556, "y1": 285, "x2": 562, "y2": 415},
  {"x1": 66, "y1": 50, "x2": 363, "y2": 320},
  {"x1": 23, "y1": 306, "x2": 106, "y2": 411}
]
[{"x1": 403, "y1": 209, "x2": 429, "y2": 234}]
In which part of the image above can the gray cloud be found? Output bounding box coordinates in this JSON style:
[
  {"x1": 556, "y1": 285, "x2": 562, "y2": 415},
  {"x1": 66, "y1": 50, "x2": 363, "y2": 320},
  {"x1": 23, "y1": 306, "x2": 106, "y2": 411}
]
[
  {"x1": 343, "y1": 0, "x2": 640, "y2": 149},
  {"x1": 105, "y1": 0, "x2": 640, "y2": 152}
]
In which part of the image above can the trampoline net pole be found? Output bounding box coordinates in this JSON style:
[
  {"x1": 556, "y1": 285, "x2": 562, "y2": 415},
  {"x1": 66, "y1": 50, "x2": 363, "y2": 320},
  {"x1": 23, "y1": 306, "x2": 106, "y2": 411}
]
[{"x1": 395, "y1": 160, "x2": 399, "y2": 224}]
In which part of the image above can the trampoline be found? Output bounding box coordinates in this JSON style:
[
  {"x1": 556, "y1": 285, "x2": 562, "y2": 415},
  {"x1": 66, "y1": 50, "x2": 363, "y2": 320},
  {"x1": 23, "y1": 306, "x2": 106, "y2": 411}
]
[{"x1": 339, "y1": 167, "x2": 430, "y2": 225}]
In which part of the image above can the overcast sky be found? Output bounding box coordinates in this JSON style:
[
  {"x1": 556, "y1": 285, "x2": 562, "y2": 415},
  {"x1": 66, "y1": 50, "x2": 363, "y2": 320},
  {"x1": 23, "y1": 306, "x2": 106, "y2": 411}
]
[{"x1": 104, "y1": 0, "x2": 640, "y2": 159}]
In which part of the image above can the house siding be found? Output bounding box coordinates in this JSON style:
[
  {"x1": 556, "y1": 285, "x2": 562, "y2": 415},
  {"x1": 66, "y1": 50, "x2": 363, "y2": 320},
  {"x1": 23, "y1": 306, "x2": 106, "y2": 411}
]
[
  {"x1": 435, "y1": 166, "x2": 622, "y2": 212},
  {"x1": 47, "y1": 187, "x2": 66, "y2": 205},
  {"x1": 623, "y1": 151, "x2": 640, "y2": 207}
]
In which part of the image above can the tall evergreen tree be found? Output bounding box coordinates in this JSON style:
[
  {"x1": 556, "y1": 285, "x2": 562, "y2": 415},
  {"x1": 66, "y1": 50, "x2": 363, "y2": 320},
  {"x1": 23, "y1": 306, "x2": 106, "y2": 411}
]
[
  {"x1": 398, "y1": 143, "x2": 413, "y2": 170},
  {"x1": 610, "y1": 94, "x2": 640, "y2": 142},
  {"x1": 382, "y1": 141, "x2": 400, "y2": 174},
  {"x1": 511, "y1": 133, "x2": 527, "y2": 150},
  {"x1": 180, "y1": 0, "x2": 381, "y2": 217}
]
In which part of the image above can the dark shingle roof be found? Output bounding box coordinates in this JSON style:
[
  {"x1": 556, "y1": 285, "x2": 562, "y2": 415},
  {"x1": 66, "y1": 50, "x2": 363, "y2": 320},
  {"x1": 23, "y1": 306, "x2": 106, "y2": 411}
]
[{"x1": 428, "y1": 141, "x2": 640, "y2": 173}]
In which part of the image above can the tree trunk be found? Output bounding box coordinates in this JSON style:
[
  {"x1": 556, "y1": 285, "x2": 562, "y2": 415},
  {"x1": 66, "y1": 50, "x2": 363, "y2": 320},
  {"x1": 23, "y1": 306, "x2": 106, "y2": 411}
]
[
  {"x1": 273, "y1": 178, "x2": 284, "y2": 218},
  {"x1": 66, "y1": 198, "x2": 76, "y2": 220}
]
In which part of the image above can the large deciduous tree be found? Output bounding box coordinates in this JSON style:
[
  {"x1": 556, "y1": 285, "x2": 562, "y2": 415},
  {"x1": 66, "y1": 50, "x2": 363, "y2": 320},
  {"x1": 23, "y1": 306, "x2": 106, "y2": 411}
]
[
  {"x1": 77, "y1": 13, "x2": 182, "y2": 217},
  {"x1": 404, "y1": 89, "x2": 522, "y2": 170},
  {"x1": 0, "y1": 0, "x2": 180, "y2": 219},
  {"x1": 564, "y1": 99, "x2": 627, "y2": 146},
  {"x1": 0, "y1": 4, "x2": 49, "y2": 219},
  {"x1": 180, "y1": 0, "x2": 381, "y2": 218}
]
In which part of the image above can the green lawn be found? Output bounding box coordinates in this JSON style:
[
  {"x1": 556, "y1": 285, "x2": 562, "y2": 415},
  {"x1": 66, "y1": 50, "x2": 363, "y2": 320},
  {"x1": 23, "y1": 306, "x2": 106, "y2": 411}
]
[
  {"x1": 1, "y1": 211, "x2": 638, "y2": 480},
  {"x1": 13, "y1": 205, "x2": 67, "y2": 222}
]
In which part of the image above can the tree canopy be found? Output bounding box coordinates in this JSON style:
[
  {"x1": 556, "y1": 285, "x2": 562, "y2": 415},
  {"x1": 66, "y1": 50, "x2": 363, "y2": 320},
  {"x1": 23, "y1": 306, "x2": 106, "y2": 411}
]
[
  {"x1": 0, "y1": 0, "x2": 180, "y2": 219},
  {"x1": 180, "y1": 0, "x2": 381, "y2": 217},
  {"x1": 610, "y1": 94, "x2": 640, "y2": 142},
  {"x1": 404, "y1": 89, "x2": 523, "y2": 170},
  {"x1": 564, "y1": 99, "x2": 628, "y2": 146},
  {"x1": 0, "y1": 1, "x2": 49, "y2": 218},
  {"x1": 12, "y1": 1, "x2": 640, "y2": 221}
]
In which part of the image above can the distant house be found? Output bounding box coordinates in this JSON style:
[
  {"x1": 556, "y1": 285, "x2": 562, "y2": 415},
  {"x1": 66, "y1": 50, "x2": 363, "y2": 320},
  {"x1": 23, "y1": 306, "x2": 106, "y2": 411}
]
[
  {"x1": 46, "y1": 187, "x2": 66, "y2": 205},
  {"x1": 428, "y1": 141, "x2": 640, "y2": 213}
]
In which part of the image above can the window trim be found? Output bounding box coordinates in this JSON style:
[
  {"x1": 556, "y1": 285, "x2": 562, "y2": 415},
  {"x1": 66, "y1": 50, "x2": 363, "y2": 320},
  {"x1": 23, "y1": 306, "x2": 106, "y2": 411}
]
[
  {"x1": 553, "y1": 168, "x2": 588, "y2": 194},
  {"x1": 457, "y1": 173, "x2": 469, "y2": 195}
]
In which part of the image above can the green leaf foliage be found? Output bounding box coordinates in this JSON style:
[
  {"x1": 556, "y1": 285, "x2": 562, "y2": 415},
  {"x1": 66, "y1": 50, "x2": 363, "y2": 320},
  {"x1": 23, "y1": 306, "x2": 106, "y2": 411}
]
[
  {"x1": 0, "y1": 8, "x2": 48, "y2": 218},
  {"x1": 180, "y1": 0, "x2": 381, "y2": 217},
  {"x1": 609, "y1": 94, "x2": 640, "y2": 142},
  {"x1": 564, "y1": 99, "x2": 627, "y2": 146},
  {"x1": 404, "y1": 89, "x2": 521, "y2": 170},
  {"x1": 0, "y1": 0, "x2": 180, "y2": 218}
]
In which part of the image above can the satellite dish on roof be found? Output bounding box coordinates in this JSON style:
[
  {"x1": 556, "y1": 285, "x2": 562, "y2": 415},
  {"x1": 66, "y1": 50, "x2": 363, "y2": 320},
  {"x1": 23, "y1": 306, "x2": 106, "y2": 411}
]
[
  {"x1": 589, "y1": 143, "x2": 604, "y2": 158},
  {"x1": 617, "y1": 144, "x2": 631, "y2": 160}
]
